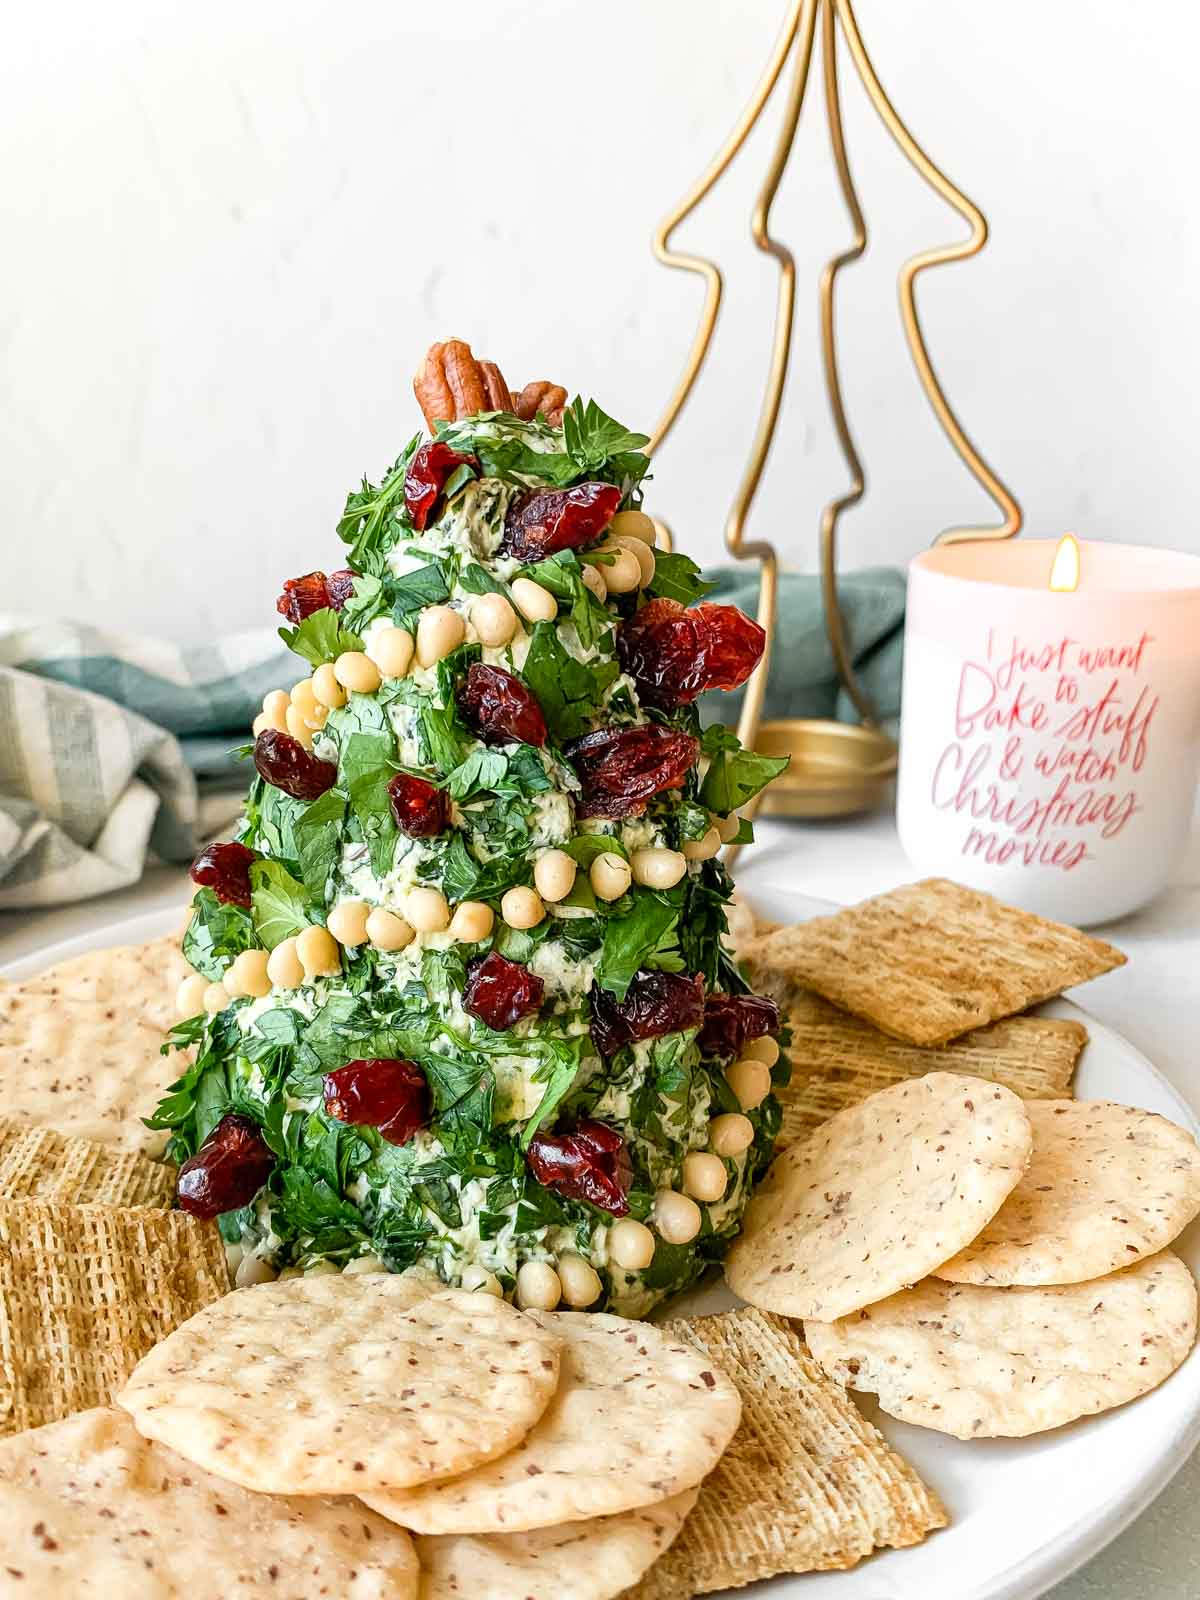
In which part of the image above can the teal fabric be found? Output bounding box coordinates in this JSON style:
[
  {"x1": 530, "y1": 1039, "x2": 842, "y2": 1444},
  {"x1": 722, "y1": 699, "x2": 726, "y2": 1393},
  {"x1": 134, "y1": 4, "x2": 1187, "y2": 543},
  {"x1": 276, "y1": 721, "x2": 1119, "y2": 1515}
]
[{"x1": 0, "y1": 568, "x2": 905, "y2": 908}]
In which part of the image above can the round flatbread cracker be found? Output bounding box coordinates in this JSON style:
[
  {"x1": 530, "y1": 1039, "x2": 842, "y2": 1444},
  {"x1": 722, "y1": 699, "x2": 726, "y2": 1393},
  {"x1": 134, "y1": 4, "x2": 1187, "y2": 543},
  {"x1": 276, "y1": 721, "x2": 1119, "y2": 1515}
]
[
  {"x1": 116, "y1": 1277, "x2": 561, "y2": 1495},
  {"x1": 934, "y1": 1099, "x2": 1200, "y2": 1285},
  {"x1": 805, "y1": 1250, "x2": 1197, "y2": 1438},
  {"x1": 0, "y1": 1406, "x2": 419, "y2": 1598},
  {"x1": 725, "y1": 1072, "x2": 1032, "y2": 1320},
  {"x1": 416, "y1": 1487, "x2": 699, "y2": 1600},
  {"x1": 363, "y1": 1311, "x2": 741, "y2": 1533}
]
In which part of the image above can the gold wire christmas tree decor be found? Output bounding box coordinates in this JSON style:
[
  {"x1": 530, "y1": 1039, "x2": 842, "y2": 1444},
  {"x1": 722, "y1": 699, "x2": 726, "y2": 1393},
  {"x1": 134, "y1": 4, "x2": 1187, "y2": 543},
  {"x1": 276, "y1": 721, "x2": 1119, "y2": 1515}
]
[{"x1": 646, "y1": 0, "x2": 1022, "y2": 840}]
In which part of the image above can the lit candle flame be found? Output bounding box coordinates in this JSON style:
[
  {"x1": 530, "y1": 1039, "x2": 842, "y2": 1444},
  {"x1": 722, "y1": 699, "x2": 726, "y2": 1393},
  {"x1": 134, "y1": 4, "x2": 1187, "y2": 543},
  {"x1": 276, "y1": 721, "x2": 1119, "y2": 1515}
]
[{"x1": 1048, "y1": 534, "x2": 1081, "y2": 593}]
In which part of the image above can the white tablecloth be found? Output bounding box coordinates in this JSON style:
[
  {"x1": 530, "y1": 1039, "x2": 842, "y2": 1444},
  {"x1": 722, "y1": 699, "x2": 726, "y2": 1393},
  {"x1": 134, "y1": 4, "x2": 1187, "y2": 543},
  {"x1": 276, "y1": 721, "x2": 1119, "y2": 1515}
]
[{"x1": 3, "y1": 807, "x2": 1198, "y2": 1599}]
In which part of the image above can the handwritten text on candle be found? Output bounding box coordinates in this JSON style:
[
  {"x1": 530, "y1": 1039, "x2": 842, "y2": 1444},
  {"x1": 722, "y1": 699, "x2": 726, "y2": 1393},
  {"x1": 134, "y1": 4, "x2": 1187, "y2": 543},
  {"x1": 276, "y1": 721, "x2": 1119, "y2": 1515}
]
[{"x1": 930, "y1": 631, "x2": 1159, "y2": 870}]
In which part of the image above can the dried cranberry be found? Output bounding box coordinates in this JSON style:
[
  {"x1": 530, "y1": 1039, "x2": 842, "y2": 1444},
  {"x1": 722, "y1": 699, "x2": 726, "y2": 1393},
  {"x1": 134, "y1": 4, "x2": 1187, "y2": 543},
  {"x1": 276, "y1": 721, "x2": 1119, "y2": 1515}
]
[
  {"x1": 589, "y1": 971, "x2": 705, "y2": 1058},
  {"x1": 698, "y1": 992, "x2": 780, "y2": 1058},
  {"x1": 190, "y1": 841, "x2": 257, "y2": 908},
  {"x1": 526, "y1": 1120, "x2": 632, "y2": 1216},
  {"x1": 177, "y1": 1113, "x2": 275, "y2": 1221},
  {"x1": 276, "y1": 571, "x2": 333, "y2": 622},
  {"x1": 617, "y1": 599, "x2": 766, "y2": 709},
  {"x1": 323, "y1": 1058, "x2": 429, "y2": 1146},
  {"x1": 387, "y1": 773, "x2": 450, "y2": 837},
  {"x1": 565, "y1": 725, "x2": 698, "y2": 819},
  {"x1": 463, "y1": 951, "x2": 545, "y2": 1031},
  {"x1": 457, "y1": 664, "x2": 547, "y2": 748},
  {"x1": 253, "y1": 730, "x2": 338, "y2": 801},
  {"x1": 404, "y1": 441, "x2": 480, "y2": 531},
  {"x1": 326, "y1": 568, "x2": 357, "y2": 610},
  {"x1": 501, "y1": 483, "x2": 622, "y2": 563}
]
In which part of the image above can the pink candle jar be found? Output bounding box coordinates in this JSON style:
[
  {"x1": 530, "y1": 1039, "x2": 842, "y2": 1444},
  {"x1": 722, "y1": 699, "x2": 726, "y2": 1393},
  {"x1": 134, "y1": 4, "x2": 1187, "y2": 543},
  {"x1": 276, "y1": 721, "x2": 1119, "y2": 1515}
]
[{"x1": 897, "y1": 539, "x2": 1200, "y2": 925}]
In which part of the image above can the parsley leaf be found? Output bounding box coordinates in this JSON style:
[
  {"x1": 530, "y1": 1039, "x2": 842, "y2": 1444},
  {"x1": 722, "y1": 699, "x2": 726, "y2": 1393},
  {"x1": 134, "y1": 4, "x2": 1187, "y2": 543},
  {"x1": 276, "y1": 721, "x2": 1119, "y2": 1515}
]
[
  {"x1": 386, "y1": 562, "x2": 451, "y2": 623},
  {"x1": 278, "y1": 608, "x2": 364, "y2": 668},
  {"x1": 562, "y1": 398, "x2": 650, "y2": 471},
  {"x1": 446, "y1": 746, "x2": 509, "y2": 802},
  {"x1": 595, "y1": 891, "x2": 682, "y2": 1000},
  {"x1": 293, "y1": 790, "x2": 346, "y2": 900},
  {"x1": 521, "y1": 622, "x2": 618, "y2": 742},
  {"x1": 645, "y1": 552, "x2": 717, "y2": 606},
  {"x1": 182, "y1": 890, "x2": 255, "y2": 980},
  {"x1": 523, "y1": 551, "x2": 610, "y2": 651},
  {"x1": 250, "y1": 860, "x2": 311, "y2": 950},
  {"x1": 520, "y1": 1036, "x2": 588, "y2": 1147},
  {"x1": 337, "y1": 436, "x2": 421, "y2": 573},
  {"x1": 698, "y1": 725, "x2": 790, "y2": 812}
]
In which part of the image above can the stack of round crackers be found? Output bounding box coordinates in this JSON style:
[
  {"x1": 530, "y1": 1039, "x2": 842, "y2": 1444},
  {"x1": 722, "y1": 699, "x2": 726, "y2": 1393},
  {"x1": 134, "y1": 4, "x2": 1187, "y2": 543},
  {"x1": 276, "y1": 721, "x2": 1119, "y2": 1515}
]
[
  {"x1": 0, "y1": 1273, "x2": 741, "y2": 1598},
  {"x1": 726, "y1": 1071, "x2": 1200, "y2": 1439}
]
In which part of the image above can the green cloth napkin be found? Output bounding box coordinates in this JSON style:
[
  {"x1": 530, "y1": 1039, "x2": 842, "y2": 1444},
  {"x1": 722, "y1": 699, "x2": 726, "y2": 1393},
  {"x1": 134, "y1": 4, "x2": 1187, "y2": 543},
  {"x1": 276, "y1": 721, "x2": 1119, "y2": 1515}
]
[{"x1": 0, "y1": 569, "x2": 904, "y2": 909}]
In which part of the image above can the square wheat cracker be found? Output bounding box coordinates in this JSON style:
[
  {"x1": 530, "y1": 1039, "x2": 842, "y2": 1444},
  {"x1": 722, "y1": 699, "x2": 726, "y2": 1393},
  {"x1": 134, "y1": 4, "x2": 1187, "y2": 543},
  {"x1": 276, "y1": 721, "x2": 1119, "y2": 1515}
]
[
  {"x1": 772, "y1": 992, "x2": 1086, "y2": 1148},
  {"x1": 0, "y1": 1200, "x2": 229, "y2": 1436},
  {"x1": 0, "y1": 1116, "x2": 176, "y2": 1207},
  {"x1": 625, "y1": 1307, "x2": 946, "y2": 1598},
  {"x1": 743, "y1": 877, "x2": 1124, "y2": 1046}
]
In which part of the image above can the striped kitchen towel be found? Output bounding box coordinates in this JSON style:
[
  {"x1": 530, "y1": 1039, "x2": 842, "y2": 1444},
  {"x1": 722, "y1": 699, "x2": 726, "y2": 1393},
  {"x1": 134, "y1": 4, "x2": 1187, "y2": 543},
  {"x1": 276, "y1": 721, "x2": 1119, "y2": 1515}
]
[
  {"x1": 0, "y1": 568, "x2": 904, "y2": 910},
  {"x1": 0, "y1": 618, "x2": 291, "y2": 909}
]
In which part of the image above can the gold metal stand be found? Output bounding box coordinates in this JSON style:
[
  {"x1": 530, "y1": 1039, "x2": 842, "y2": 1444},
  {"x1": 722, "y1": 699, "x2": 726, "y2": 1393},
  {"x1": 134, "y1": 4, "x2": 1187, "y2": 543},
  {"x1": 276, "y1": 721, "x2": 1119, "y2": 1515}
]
[{"x1": 647, "y1": 0, "x2": 1022, "y2": 842}]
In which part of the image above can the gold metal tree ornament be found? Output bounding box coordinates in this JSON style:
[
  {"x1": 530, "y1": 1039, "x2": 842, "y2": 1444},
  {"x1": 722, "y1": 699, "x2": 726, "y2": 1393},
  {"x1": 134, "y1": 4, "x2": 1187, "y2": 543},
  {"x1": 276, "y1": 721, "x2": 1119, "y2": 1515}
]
[{"x1": 646, "y1": 0, "x2": 1022, "y2": 839}]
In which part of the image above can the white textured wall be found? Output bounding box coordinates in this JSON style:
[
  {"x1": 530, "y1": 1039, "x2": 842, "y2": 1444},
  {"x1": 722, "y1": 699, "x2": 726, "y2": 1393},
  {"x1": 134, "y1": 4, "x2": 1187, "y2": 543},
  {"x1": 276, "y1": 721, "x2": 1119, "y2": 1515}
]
[{"x1": 2, "y1": 1, "x2": 1197, "y2": 639}]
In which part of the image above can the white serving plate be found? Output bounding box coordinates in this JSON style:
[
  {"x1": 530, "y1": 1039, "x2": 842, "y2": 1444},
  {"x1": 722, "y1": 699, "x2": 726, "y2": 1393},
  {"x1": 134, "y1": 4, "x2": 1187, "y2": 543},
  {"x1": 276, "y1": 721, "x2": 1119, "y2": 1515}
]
[{"x1": 4, "y1": 892, "x2": 1199, "y2": 1600}]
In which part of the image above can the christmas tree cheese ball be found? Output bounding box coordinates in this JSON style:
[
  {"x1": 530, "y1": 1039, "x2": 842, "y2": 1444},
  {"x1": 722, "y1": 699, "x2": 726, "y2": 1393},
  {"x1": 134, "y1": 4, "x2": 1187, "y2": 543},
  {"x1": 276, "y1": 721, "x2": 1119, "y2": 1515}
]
[{"x1": 158, "y1": 339, "x2": 790, "y2": 1318}]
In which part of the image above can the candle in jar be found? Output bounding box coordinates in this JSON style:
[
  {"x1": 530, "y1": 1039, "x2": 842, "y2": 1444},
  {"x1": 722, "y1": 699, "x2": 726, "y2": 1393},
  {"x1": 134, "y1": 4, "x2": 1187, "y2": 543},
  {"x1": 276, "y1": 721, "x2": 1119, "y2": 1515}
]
[{"x1": 897, "y1": 538, "x2": 1200, "y2": 925}]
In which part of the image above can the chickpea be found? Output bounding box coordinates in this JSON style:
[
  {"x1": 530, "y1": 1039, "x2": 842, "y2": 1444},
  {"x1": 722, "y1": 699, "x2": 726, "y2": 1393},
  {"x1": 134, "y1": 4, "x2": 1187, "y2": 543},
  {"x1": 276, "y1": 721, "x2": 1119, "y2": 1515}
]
[
  {"x1": 222, "y1": 948, "x2": 272, "y2": 999},
  {"x1": 590, "y1": 851, "x2": 632, "y2": 902},
  {"x1": 342, "y1": 1253, "x2": 387, "y2": 1276},
  {"x1": 366, "y1": 907, "x2": 416, "y2": 952},
  {"x1": 312, "y1": 661, "x2": 348, "y2": 709},
  {"x1": 609, "y1": 508, "x2": 657, "y2": 545},
  {"x1": 533, "y1": 849, "x2": 577, "y2": 904},
  {"x1": 296, "y1": 924, "x2": 341, "y2": 979},
  {"x1": 743, "y1": 1033, "x2": 781, "y2": 1067},
  {"x1": 501, "y1": 885, "x2": 545, "y2": 930},
  {"x1": 369, "y1": 626, "x2": 415, "y2": 680},
  {"x1": 175, "y1": 973, "x2": 209, "y2": 1018},
  {"x1": 261, "y1": 688, "x2": 291, "y2": 731},
  {"x1": 580, "y1": 564, "x2": 608, "y2": 602},
  {"x1": 472, "y1": 592, "x2": 519, "y2": 647},
  {"x1": 406, "y1": 887, "x2": 451, "y2": 934},
  {"x1": 511, "y1": 578, "x2": 557, "y2": 623},
  {"x1": 333, "y1": 651, "x2": 382, "y2": 696},
  {"x1": 682, "y1": 1152, "x2": 728, "y2": 1203},
  {"x1": 449, "y1": 900, "x2": 495, "y2": 943},
  {"x1": 460, "y1": 1264, "x2": 504, "y2": 1297},
  {"x1": 600, "y1": 546, "x2": 642, "y2": 595},
  {"x1": 285, "y1": 703, "x2": 314, "y2": 748},
  {"x1": 202, "y1": 982, "x2": 229, "y2": 1015},
  {"x1": 726, "y1": 1057, "x2": 773, "y2": 1111},
  {"x1": 614, "y1": 535, "x2": 656, "y2": 589},
  {"x1": 710, "y1": 1112, "x2": 755, "y2": 1158},
  {"x1": 682, "y1": 825, "x2": 722, "y2": 862},
  {"x1": 290, "y1": 678, "x2": 320, "y2": 723},
  {"x1": 417, "y1": 606, "x2": 466, "y2": 668},
  {"x1": 327, "y1": 899, "x2": 370, "y2": 947},
  {"x1": 715, "y1": 812, "x2": 741, "y2": 844},
  {"x1": 557, "y1": 1253, "x2": 603, "y2": 1308},
  {"x1": 653, "y1": 1189, "x2": 702, "y2": 1245},
  {"x1": 251, "y1": 712, "x2": 271, "y2": 738},
  {"x1": 266, "y1": 937, "x2": 305, "y2": 989},
  {"x1": 235, "y1": 1255, "x2": 278, "y2": 1288},
  {"x1": 276, "y1": 1264, "x2": 303, "y2": 1280},
  {"x1": 630, "y1": 847, "x2": 687, "y2": 890},
  {"x1": 305, "y1": 1259, "x2": 341, "y2": 1278},
  {"x1": 515, "y1": 1260, "x2": 562, "y2": 1311},
  {"x1": 608, "y1": 1217, "x2": 656, "y2": 1272}
]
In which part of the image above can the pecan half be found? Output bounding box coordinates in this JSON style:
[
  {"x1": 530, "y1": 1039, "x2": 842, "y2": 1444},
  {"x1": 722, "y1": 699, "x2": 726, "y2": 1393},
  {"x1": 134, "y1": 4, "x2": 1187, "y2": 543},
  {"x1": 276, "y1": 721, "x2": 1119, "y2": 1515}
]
[
  {"x1": 413, "y1": 339, "x2": 514, "y2": 430},
  {"x1": 513, "y1": 380, "x2": 568, "y2": 428}
]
